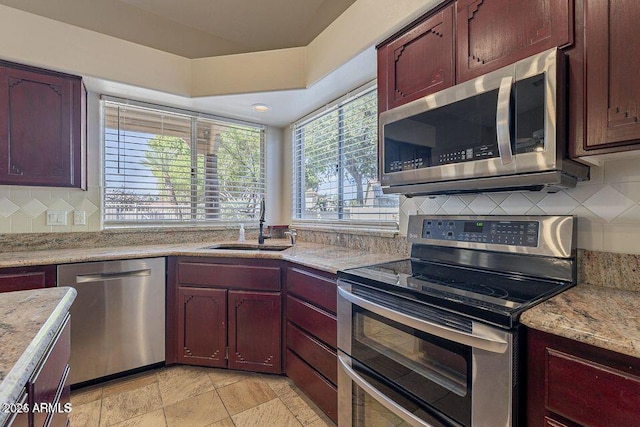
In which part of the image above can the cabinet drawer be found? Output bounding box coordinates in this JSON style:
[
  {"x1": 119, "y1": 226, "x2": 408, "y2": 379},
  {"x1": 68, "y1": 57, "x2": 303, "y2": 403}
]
[
  {"x1": 287, "y1": 322, "x2": 337, "y2": 385},
  {"x1": 286, "y1": 266, "x2": 336, "y2": 313},
  {"x1": 546, "y1": 348, "x2": 640, "y2": 426},
  {"x1": 30, "y1": 318, "x2": 70, "y2": 427},
  {"x1": 286, "y1": 349, "x2": 337, "y2": 423},
  {"x1": 44, "y1": 365, "x2": 70, "y2": 427},
  {"x1": 178, "y1": 261, "x2": 281, "y2": 291},
  {"x1": 287, "y1": 295, "x2": 336, "y2": 348},
  {"x1": 3, "y1": 389, "x2": 29, "y2": 427},
  {"x1": 0, "y1": 266, "x2": 56, "y2": 293}
]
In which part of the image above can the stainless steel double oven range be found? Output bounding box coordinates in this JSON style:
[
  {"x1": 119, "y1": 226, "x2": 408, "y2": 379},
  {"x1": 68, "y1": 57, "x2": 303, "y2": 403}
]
[{"x1": 337, "y1": 215, "x2": 577, "y2": 427}]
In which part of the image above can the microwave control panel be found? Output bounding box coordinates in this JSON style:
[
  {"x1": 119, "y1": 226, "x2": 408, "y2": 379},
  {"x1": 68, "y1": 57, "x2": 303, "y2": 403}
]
[
  {"x1": 421, "y1": 219, "x2": 539, "y2": 247},
  {"x1": 432, "y1": 143, "x2": 499, "y2": 166}
]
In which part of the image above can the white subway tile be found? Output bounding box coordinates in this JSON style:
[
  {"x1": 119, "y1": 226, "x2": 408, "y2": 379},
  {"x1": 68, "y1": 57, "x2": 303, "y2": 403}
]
[
  {"x1": 48, "y1": 198, "x2": 75, "y2": 213},
  {"x1": 565, "y1": 182, "x2": 605, "y2": 203},
  {"x1": 10, "y1": 215, "x2": 32, "y2": 233},
  {"x1": 468, "y1": 195, "x2": 497, "y2": 214},
  {"x1": 21, "y1": 199, "x2": 48, "y2": 218},
  {"x1": 537, "y1": 192, "x2": 579, "y2": 215},
  {"x1": 604, "y1": 158, "x2": 640, "y2": 183},
  {"x1": 0, "y1": 197, "x2": 20, "y2": 218},
  {"x1": 582, "y1": 186, "x2": 635, "y2": 221},
  {"x1": 577, "y1": 219, "x2": 604, "y2": 251},
  {"x1": 499, "y1": 193, "x2": 534, "y2": 215},
  {"x1": 603, "y1": 223, "x2": 640, "y2": 253},
  {"x1": 441, "y1": 196, "x2": 466, "y2": 214}
]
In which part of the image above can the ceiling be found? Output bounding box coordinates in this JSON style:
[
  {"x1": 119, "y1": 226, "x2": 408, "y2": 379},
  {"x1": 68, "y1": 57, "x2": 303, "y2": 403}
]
[
  {"x1": 0, "y1": 0, "x2": 377, "y2": 127},
  {"x1": 0, "y1": 0, "x2": 357, "y2": 58}
]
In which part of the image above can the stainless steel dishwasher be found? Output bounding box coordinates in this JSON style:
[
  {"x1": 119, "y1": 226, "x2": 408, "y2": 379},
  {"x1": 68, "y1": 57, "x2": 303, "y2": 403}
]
[{"x1": 57, "y1": 257, "x2": 165, "y2": 385}]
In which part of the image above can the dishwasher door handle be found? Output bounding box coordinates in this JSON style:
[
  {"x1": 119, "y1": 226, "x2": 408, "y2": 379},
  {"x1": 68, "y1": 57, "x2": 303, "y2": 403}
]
[{"x1": 75, "y1": 269, "x2": 152, "y2": 283}]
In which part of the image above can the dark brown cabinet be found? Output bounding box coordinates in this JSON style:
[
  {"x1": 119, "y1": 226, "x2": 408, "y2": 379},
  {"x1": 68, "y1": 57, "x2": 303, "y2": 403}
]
[
  {"x1": 228, "y1": 290, "x2": 281, "y2": 372},
  {"x1": 377, "y1": 4, "x2": 454, "y2": 112},
  {"x1": 377, "y1": 0, "x2": 573, "y2": 113},
  {"x1": 527, "y1": 328, "x2": 640, "y2": 427},
  {"x1": 285, "y1": 265, "x2": 338, "y2": 423},
  {"x1": 0, "y1": 265, "x2": 56, "y2": 293},
  {"x1": 575, "y1": 0, "x2": 640, "y2": 154},
  {"x1": 177, "y1": 287, "x2": 227, "y2": 367},
  {"x1": 168, "y1": 257, "x2": 282, "y2": 374},
  {"x1": 0, "y1": 61, "x2": 85, "y2": 188},
  {"x1": 455, "y1": 0, "x2": 572, "y2": 82}
]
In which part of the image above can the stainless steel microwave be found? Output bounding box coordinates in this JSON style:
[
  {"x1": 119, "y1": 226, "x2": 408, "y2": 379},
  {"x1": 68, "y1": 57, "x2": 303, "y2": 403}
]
[{"x1": 379, "y1": 48, "x2": 589, "y2": 196}]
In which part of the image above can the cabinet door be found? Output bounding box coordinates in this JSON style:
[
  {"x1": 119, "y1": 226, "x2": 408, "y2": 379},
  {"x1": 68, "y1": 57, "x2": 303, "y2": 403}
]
[
  {"x1": 0, "y1": 64, "x2": 83, "y2": 187},
  {"x1": 584, "y1": 0, "x2": 640, "y2": 151},
  {"x1": 0, "y1": 265, "x2": 56, "y2": 293},
  {"x1": 456, "y1": 0, "x2": 572, "y2": 82},
  {"x1": 228, "y1": 290, "x2": 281, "y2": 374},
  {"x1": 380, "y1": 4, "x2": 454, "y2": 111},
  {"x1": 177, "y1": 287, "x2": 227, "y2": 367}
]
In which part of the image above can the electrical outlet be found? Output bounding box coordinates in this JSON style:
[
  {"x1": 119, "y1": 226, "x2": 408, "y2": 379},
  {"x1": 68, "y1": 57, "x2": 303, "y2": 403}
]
[
  {"x1": 46, "y1": 210, "x2": 67, "y2": 226},
  {"x1": 73, "y1": 210, "x2": 86, "y2": 225}
]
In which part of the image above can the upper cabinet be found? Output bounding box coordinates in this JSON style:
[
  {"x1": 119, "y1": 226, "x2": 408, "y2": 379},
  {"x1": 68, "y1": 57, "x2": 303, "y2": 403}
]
[
  {"x1": 575, "y1": 0, "x2": 640, "y2": 155},
  {"x1": 0, "y1": 61, "x2": 85, "y2": 188},
  {"x1": 456, "y1": 0, "x2": 572, "y2": 82},
  {"x1": 377, "y1": 0, "x2": 573, "y2": 113},
  {"x1": 377, "y1": 4, "x2": 454, "y2": 112}
]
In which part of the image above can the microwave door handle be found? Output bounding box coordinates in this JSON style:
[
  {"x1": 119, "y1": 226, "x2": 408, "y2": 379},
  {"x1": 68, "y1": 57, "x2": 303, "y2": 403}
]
[
  {"x1": 496, "y1": 76, "x2": 513, "y2": 165},
  {"x1": 338, "y1": 286, "x2": 508, "y2": 353},
  {"x1": 338, "y1": 354, "x2": 437, "y2": 427}
]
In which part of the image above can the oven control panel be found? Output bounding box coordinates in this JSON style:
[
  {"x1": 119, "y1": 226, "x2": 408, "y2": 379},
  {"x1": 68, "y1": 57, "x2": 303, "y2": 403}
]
[{"x1": 421, "y1": 219, "x2": 539, "y2": 247}]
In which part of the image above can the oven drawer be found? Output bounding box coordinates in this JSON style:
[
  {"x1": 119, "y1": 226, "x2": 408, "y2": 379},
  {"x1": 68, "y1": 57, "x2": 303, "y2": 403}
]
[
  {"x1": 286, "y1": 266, "x2": 336, "y2": 313},
  {"x1": 287, "y1": 322, "x2": 337, "y2": 385},
  {"x1": 286, "y1": 349, "x2": 337, "y2": 423},
  {"x1": 287, "y1": 295, "x2": 336, "y2": 348}
]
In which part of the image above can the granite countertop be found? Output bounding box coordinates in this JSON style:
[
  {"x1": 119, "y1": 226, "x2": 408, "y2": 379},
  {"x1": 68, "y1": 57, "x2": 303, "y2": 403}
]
[
  {"x1": 0, "y1": 240, "x2": 405, "y2": 275},
  {"x1": 521, "y1": 285, "x2": 640, "y2": 359},
  {"x1": 0, "y1": 287, "x2": 77, "y2": 425}
]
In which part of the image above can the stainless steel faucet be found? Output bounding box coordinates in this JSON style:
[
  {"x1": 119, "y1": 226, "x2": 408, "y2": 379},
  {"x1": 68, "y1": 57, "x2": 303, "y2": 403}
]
[
  {"x1": 284, "y1": 228, "x2": 297, "y2": 245},
  {"x1": 258, "y1": 198, "x2": 271, "y2": 244}
]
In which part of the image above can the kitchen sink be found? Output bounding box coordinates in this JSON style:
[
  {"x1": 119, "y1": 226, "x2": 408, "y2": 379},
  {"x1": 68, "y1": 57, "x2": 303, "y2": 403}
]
[{"x1": 201, "y1": 243, "x2": 292, "y2": 251}]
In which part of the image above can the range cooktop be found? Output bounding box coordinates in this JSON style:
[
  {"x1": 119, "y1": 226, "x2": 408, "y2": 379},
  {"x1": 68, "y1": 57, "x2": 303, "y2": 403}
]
[{"x1": 338, "y1": 215, "x2": 577, "y2": 329}]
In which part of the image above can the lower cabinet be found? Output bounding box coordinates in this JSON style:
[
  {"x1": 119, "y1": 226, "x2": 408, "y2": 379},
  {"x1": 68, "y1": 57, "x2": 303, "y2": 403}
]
[
  {"x1": 0, "y1": 265, "x2": 56, "y2": 293},
  {"x1": 4, "y1": 316, "x2": 71, "y2": 427},
  {"x1": 285, "y1": 265, "x2": 338, "y2": 423},
  {"x1": 527, "y1": 328, "x2": 640, "y2": 427},
  {"x1": 169, "y1": 257, "x2": 282, "y2": 374}
]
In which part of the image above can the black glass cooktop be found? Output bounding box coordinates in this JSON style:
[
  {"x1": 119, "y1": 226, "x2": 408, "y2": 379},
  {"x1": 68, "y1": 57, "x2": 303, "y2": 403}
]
[{"x1": 338, "y1": 258, "x2": 574, "y2": 329}]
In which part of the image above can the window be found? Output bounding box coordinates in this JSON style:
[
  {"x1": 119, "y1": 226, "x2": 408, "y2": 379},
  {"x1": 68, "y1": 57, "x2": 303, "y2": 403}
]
[
  {"x1": 102, "y1": 98, "x2": 265, "y2": 225},
  {"x1": 292, "y1": 84, "x2": 398, "y2": 226}
]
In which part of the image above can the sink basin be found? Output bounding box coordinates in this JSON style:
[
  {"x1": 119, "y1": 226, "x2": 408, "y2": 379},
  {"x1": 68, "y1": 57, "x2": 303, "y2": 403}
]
[{"x1": 201, "y1": 243, "x2": 292, "y2": 251}]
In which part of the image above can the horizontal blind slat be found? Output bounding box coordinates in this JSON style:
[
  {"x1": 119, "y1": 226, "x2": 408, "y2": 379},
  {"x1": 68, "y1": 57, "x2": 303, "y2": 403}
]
[{"x1": 103, "y1": 101, "x2": 265, "y2": 225}]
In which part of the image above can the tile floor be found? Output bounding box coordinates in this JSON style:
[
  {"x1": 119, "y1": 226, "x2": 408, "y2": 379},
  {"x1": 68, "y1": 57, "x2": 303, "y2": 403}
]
[{"x1": 68, "y1": 365, "x2": 337, "y2": 427}]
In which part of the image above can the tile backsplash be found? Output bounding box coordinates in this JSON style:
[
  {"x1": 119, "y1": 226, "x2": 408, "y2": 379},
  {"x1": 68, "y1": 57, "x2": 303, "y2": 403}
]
[
  {"x1": 398, "y1": 157, "x2": 640, "y2": 254},
  {"x1": 0, "y1": 186, "x2": 101, "y2": 233}
]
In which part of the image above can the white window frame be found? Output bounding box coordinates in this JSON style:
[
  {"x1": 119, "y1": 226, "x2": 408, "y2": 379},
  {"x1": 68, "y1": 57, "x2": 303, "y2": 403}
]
[
  {"x1": 291, "y1": 82, "x2": 399, "y2": 230},
  {"x1": 101, "y1": 97, "x2": 266, "y2": 227}
]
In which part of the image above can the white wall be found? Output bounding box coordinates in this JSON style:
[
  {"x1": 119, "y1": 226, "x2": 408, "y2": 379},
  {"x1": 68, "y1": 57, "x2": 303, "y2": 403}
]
[{"x1": 398, "y1": 158, "x2": 640, "y2": 254}]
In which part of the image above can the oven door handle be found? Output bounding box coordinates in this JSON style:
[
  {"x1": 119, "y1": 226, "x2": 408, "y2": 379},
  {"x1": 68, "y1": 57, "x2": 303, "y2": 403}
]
[
  {"x1": 338, "y1": 287, "x2": 508, "y2": 353},
  {"x1": 338, "y1": 353, "x2": 437, "y2": 427}
]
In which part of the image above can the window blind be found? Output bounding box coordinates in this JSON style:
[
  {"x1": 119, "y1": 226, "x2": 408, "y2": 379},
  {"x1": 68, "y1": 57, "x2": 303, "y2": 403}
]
[
  {"x1": 103, "y1": 100, "x2": 265, "y2": 225},
  {"x1": 292, "y1": 85, "x2": 398, "y2": 226}
]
